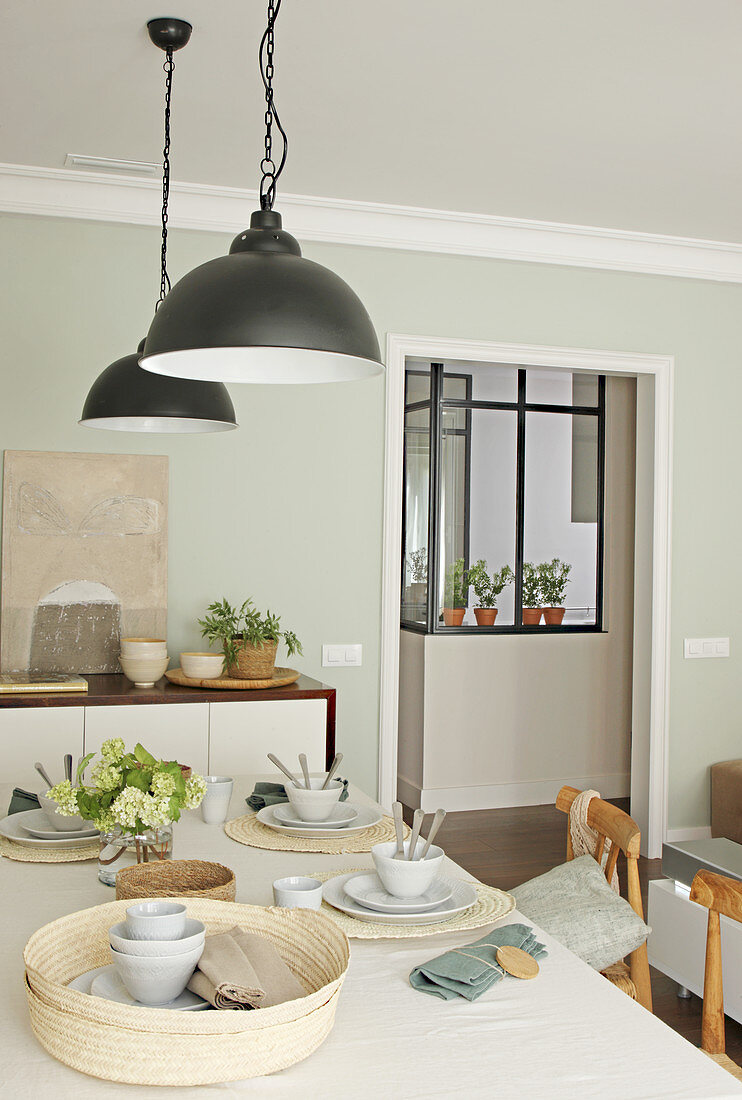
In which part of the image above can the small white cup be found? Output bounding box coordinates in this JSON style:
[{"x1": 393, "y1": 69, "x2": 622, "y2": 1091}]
[
  {"x1": 200, "y1": 776, "x2": 234, "y2": 824},
  {"x1": 273, "y1": 876, "x2": 323, "y2": 909},
  {"x1": 125, "y1": 900, "x2": 187, "y2": 941}
]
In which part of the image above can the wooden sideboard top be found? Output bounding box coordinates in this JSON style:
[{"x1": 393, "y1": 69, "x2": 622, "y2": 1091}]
[{"x1": 0, "y1": 673, "x2": 336, "y2": 709}]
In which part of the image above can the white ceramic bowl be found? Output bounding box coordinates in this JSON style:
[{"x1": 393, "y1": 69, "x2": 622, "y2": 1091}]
[
  {"x1": 285, "y1": 778, "x2": 343, "y2": 823},
  {"x1": 371, "y1": 840, "x2": 445, "y2": 899},
  {"x1": 109, "y1": 942, "x2": 203, "y2": 1005},
  {"x1": 120, "y1": 637, "x2": 168, "y2": 658},
  {"x1": 180, "y1": 652, "x2": 224, "y2": 679},
  {"x1": 109, "y1": 918, "x2": 205, "y2": 957},
  {"x1": 125, "y1": 901, "x2": 187, "y2": 941},
  {"x1": 119, "y1": 654, "x2": 169, "y2": 688},
  {"x1": 37, "y1": 793, "x2": 86, "y2": 832}
]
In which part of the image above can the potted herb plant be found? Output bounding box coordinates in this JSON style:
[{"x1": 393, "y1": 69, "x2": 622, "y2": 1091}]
[
  {"x1": 442, "y1": 557, "x2": 467, "y2": 626},
  {"x1": 521, "y1": 562, "x2": 543, "y2": 625},
  {"x1": 198, "y1": 597, "x2": 302, "y2": 679},
  {"x1": 46, "y1": 739, "x2": 206, "y2": 885},
  {"x1": 539, "y1": 558, "x2": 572, "y2": 625},
  {"x1": 467, "y1": 560, "x2": 514, "y2": 625},
  {"x1": 407, "y1": 547, "x2": 428, "y2": 604}
]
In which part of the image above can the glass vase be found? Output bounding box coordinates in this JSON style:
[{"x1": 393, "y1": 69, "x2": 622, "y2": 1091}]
[{"x1": 97, "y1": 823, "x2": 173, "y2": 887}]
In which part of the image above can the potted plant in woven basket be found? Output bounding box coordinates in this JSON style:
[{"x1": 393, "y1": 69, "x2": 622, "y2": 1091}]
[
  {"x1": 521, "y1": 562, "x2": 544, "y2": 625},
  {"x1": 466, "y1": 560, "x2": 514, "y2": 626},
  {"x1": 538, "y1": 558, "x2": 572, "y2": 625},
  {"x1": 198, "y1": 597, "x2": 302, "y2": 680},
  {"x1": 442, "y1": 558, "x2": 467, "y2": 626},
  {"x1": 46, "y1": 739, "x2": 206, "y2": 886}
]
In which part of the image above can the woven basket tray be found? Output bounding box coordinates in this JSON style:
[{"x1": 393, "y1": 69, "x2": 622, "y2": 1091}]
[
  {"x1": 24, "y1": 897, "x2": 349, "y2": 1086},
  {"x1": 115, "y1": 859, "x2": 236, "y2": 901}
]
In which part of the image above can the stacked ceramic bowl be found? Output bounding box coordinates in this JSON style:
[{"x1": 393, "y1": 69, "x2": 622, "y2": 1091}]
[
  {"x1": 108, "y1": 901, "x2": 205, "y2": 1006},
  {"x1": 119, "y1": 637, "x2": 169, "y2": 688}
]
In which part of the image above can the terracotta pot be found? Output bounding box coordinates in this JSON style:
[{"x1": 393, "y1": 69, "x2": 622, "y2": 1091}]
[
  {"x1": 442, "y1": 608, "x2": 465, "y2": 627},
  {"x1": 473, "y1": 607, "x2": 498, "y2": 626},
  {"x1": 226, "y1": 638, "x2": 278, "y2": 679},
  {"x1": 522, "y1": 608, "x2": 543, "y2": 625},
  {"x1": 543, "y1": 607, "x2": 566, "y2": 626}
]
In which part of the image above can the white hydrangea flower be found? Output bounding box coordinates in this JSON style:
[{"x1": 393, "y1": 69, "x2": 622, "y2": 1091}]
[
  {"x1": 137, "y1": 793, "x2": 172, "y2": 829},
  {"x1": 183, "y1": 774, "x2": 206, "y2": 809},
  {"x1": 91, "y1": 761, "x2": 122, "y2": 792},
  {"x1": 111, "y1": 787, "x2": 146, "y2": 830},
  {"x1": 93, "y1": 807, "x2": 117, "y2": 833},
  {"x1": 151, "y1": 772, "x2": 177, "y2": 799},
  {"x1": 46, "y1": 779, "x2": 79, "y2": 816},
  {"x1": 101, "y1": 737, "x2": 125, "y2": 765}
]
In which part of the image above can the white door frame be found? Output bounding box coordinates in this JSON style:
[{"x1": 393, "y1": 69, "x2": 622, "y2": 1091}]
[{"x1": 378, "y1": 333, "x2": 674, "y2": 859}]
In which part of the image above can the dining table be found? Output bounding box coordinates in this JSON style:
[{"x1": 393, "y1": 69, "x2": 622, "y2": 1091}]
[{"x1": 2, "y1": 775, "x2": 741, "y2": 1099}]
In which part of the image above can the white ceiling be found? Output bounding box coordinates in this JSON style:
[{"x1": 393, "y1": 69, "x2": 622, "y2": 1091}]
[{"x1": 3, "y1": 0, "x2": 742, "y2": 242}]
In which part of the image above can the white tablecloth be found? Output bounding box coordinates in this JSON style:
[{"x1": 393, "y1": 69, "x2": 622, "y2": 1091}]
[{"x1": 2, "y1": 778, "x2": 741, "y2": 1099}]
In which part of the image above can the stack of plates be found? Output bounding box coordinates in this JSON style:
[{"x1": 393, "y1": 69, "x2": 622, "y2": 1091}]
[
  {"x1": 0, "y1": 809, "x2": 99, "y2": 850},
  {"x1": 68, "y1": 965, "x2": 210, "y2": 1011},
  {"x1": 322, "y1": 870, "x2": 479, "y2": 926},
  {"x1": 256, "y1": 802, "x2": 382, "y2": 839}
]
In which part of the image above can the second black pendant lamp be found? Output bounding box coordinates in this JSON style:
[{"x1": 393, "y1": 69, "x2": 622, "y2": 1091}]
[
  {"x1": 140, "y1": 0, "x2": 382, "y2": 384},
  {"x1": 80, "y1": 18, "x2": 237, "y2": 432}
]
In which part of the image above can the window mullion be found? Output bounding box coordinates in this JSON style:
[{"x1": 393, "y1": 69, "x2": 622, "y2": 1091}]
[{"x1": 514, "y1": 369, "x2": 527, "y2": 629}]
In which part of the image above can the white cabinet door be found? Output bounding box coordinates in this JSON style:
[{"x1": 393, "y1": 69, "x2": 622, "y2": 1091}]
[
  {"x1": 209, "y1": 700, "x2": 326, "y2": 776},
  {"x1": 84, "y1": 704, "x2": 209, "y2": 774},
  {"x1": 0, "y1": 707, "x2": 84, "y2": 791}
]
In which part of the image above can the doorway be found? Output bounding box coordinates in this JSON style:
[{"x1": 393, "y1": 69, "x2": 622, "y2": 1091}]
[{"x1": 379, "y1": 335, "x2": 673, "y2": 858}]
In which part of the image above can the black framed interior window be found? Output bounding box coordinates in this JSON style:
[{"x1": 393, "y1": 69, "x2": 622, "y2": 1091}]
[{"x1": 401, "y1": 362, "x2": 606, "y2": 634}]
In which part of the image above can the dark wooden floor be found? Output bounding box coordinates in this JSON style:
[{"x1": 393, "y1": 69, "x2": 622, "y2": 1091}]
[{"x1": 405, "y1": 799, "x2": 742, "y2": 1062}]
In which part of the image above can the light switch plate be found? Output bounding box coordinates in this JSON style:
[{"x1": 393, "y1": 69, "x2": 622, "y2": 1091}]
[
  {"x1": 322, "y1": 644, "x2": 363, "y2": 667},
  {"x1": 683, "y1": 637, "x2": 730, "y2": 659}
]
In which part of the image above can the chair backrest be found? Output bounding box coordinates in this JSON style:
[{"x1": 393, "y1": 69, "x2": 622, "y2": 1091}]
[
  {"x1": 556, "y1": 785, "x2": 652, "y2": 1012},
  {"x1": 689, "y1": 869, "x2": 742, "y2": 1055}
]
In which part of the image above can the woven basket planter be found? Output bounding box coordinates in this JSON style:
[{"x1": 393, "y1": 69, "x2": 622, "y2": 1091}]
[
  {"x1": 24, "y1": 897, "x2": 349, "y2": 1086},
  {"x1": 115, "y1": 859, "x2": 236, "y2": 901},
  {"x1": 226, "y1": 639, "x2": 278, "y2": 680}
]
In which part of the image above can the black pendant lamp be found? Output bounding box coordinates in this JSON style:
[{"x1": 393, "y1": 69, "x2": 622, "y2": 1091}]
[
  {"x1": 140, "y1": 1, "x2": 382, "y2": 385},
  {"x1": 80, "y1": 19, "x2": 237, "y2": 432}
]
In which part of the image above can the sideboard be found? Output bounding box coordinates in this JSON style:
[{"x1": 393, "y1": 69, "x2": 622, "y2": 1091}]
[{"x1": 0, "y1": 674, "x2": 336, "y2": 789}]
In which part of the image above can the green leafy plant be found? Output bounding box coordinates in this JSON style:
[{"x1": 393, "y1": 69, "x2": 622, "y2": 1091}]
[
  {"x1": 444, "y1": 558, "x2": 467, "y2": 609},
  {"x1": 466, "y1": 560, "x2": 514, "y2": 608},
  {"x1": 521, "y1": 562, "x2": 543, "y2": 608},
  {"x1": 407, "y1": 547, "x2": 428, "y2": 583},
  {"x1": 198, "y1": 597, "x2": 303, "y2": 672},
  {"x1": 46, "y1": 739, "x2": 205, "y2": 835},
  {"x1": 538, "y1": 559, "x2": 572, "y2": 606}
]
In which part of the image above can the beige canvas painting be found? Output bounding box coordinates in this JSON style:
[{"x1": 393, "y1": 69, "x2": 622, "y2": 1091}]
[{"x1": 0, "y1": 450, "x2": 168, "y2": 673}]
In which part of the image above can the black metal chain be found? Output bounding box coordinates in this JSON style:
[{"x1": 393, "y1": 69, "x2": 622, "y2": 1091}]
[
  {"x1": 259, "y1": 0, "x2": 288, "y2": 209},
  {"x1": 157, "y1": 47, "x2": 174, "y2": 308}
]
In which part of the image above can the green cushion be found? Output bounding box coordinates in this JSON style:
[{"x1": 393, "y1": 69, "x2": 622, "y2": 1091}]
[{"x1": 511, "y1": 855, "x2": 650, "y2": 971}]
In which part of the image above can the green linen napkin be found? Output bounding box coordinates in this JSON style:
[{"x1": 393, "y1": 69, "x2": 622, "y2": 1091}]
[
  {"x1": 7, "y1": 788, "x2": 41, "y2": 815},
  {"x1": 410, "y1": 923, "x2": 548, "y2": 1001},
  {"x1": 246, "y1": 779, "x2": 349, "y2": 811}
]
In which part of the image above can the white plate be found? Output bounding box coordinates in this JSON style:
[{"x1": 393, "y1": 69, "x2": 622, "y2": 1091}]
[
  {"x1": 256, "y1": 803, "x2": 382, "y2": 838},
  {"x1": 69, "y1": 964, "x2": 209, "y2": 1010},
  {"x1": 19, "y1": 808, "x2": 99, "y2": 840},
  {"x1": 272, "y1": 803, "x2": 359, "y2": 829},
  {"x1": 322, "y1": 871, "x2": 479, "y2": 926},
  {"x1": 0, "y1": 811, "x2": 98, "y2": 850},
  {"x1": 343, "y1": 872, "x2": 455, "y2": 914}
]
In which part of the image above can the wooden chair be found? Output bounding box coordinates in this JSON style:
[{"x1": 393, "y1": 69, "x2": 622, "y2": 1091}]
[
  {"x1": 556, "y1": 785, "x2": 653, "y2": 1012},
  {"x1": 689, "y1": 869, "x2": 742, "y2": 1081}
]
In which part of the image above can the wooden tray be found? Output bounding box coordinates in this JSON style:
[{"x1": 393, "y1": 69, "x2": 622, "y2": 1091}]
[{"x1": 165, "y1": 667, "x2": 300, "y2": 690}]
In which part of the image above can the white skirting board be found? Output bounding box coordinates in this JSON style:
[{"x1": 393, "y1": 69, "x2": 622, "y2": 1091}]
[
  {"x1": 665, "y1": 826, "x2": 713, "y2": 843},
  {"x1": 397, "y1": 772, "x2": 630, "y2": 813}
]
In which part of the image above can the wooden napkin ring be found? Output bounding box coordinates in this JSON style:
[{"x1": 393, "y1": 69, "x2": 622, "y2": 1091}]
[{"x1": 496, "y1": 945, "x2": 540, "y2": 979}]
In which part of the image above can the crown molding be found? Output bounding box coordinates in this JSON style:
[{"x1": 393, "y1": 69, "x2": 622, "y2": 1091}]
[{"x1": 2, "y1": 161, "x2": 742, "y2": 283}]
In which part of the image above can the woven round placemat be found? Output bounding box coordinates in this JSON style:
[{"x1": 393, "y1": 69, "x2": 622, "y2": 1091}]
[
  {"x1": 0, "y1": 835, "x2": 99, "y2": 863},
  {"x1": 309, "y1": 869, "x2": 515, "y2": 939},
  {"x1": 165, "y1": 667, "x2": 300, "y2": 690},
  {"x1": 224, "y1": 813, "x2": 408, "y2": 854}
]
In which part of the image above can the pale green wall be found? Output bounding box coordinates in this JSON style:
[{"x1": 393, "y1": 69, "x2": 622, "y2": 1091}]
[{"x1": 1, "y1": 211, "x2": 740, "y2": 825}]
